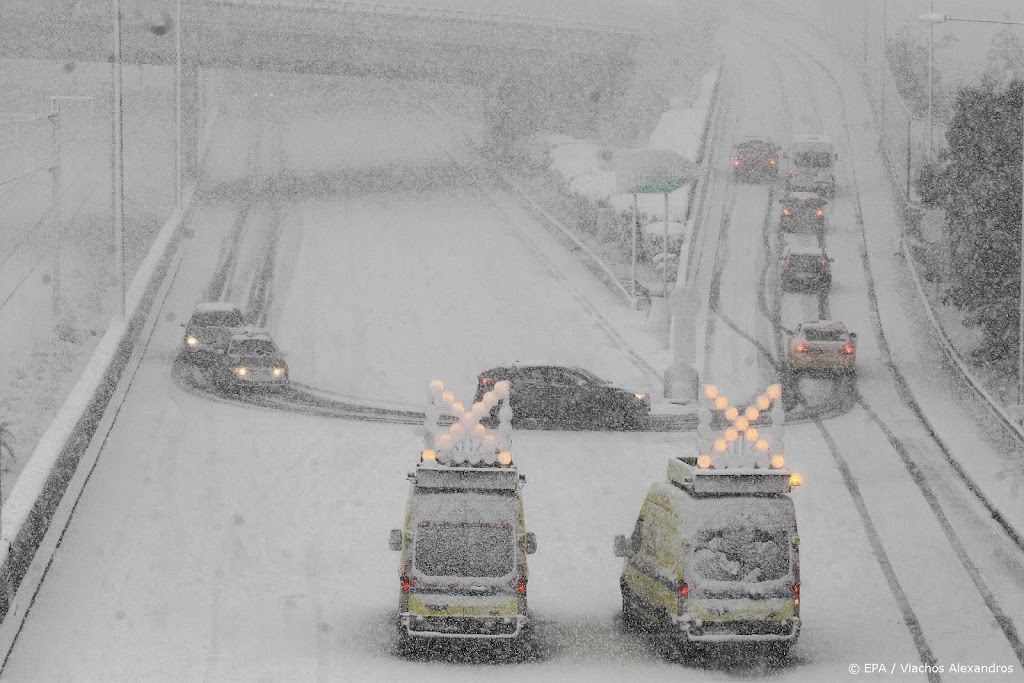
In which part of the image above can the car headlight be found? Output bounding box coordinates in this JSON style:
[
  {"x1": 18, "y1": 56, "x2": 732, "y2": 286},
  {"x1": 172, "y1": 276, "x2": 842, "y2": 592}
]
[
  {"x1": 233, "y1": 366, "x2": 247, "y2": 377},
  {"x1": 272, "y1": 366, "x2": 287, "y2": 377},
  {"x1": 634, "y1": 393, "x2": 647, "y2": 401},
  {"x1": 185, "y1": 335, "x2": 199, "y2": 347}
]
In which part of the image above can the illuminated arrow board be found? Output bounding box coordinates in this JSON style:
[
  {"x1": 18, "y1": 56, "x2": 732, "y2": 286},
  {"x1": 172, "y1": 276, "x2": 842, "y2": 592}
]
[
  {"x1": 696, "y1": 384, "x2": 787, "y2": 471},
  {"x1": 419, "y1": 379, "x2": 514, "y2": 468}
]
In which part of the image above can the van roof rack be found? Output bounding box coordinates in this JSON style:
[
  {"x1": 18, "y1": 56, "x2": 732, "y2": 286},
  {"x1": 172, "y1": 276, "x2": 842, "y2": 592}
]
[{"x1": 668, "y1": 456, "x2": 793, "y2": 495}]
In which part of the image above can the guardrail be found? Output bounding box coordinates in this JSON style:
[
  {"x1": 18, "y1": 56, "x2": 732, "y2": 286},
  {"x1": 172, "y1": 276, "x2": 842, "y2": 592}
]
[{"x1": 205, "y1": 0, "x2": 641, "y2": 36}]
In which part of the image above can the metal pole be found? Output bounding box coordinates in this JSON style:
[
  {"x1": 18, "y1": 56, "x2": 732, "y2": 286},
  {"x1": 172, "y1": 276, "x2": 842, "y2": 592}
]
[
  {"x1": 113, "y1": 0, "x2": 125, "y2": 319},
  {"x1": 882, "y1": 0, "x2": 887, "y2": 125},
  {"x1": 1018, "y1": 92, "x2": 1024, "y2": 407},
  {"x1": 50, "y1": 98, "x2": 62, "y2": 316},
  {"x1": 631, "y1": 192, "x2": 637, "y2": 301},
  {"x1": 663, "y1": 192, "x2": 669, "y2": 294},
  {"x1": 928, "y1": 6, "x2": 934, "y2": 157},
  {"x1": 906, "y1": 117, "x2": 912, "y2": 202},
  {"x1": 175, "y1": 0, "x2": 183, "y2": 211}
]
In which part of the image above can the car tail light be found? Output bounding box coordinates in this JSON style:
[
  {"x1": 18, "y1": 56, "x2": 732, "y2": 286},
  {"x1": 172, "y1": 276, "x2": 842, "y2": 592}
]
[
  {"x1": 785, "y1": 257, "x2": 792, "y2": 265},
  {"x1": 782, "y1": 207, "x2": 791, "y2": 216},
  {"x1": 815, "y1": 208, "x2": 824, "y2": 217},
  {"x1": 401, "y1": 576, "x2": 410, "y2": 593},
  {"x1": 843, "y1": 343, "x2": 855, "y2": 355},
  {"x1": 769, "y1": 157, "x2": 777, "y2": 165},
  {"x1": 517, "y1": 580, "x2": 527, "y2": 596},
  {"x1": 480, "y1": 377, "x2": 494, "y2": 389},
  {"x1": 793, "y1": 583, "x2": 800, "y2": 606},
  {"x1": 679, "y1": 581, "x2": 689, "y2": 599},
  {"x1": 733, "y1": 157, "x2": 741, "y2": 167},
  {"x1": 820, "y1": 258, "x2": 828, "y2": 266},
  {"x1": 795, "y1": 342, "x2": 808, "y2": 353}
]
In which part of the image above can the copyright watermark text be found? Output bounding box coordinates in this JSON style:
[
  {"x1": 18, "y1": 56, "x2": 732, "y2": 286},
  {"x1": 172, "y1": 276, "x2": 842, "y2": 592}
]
[{"x1": 848, "y1": 662, "x2": 1014, "y2": 675}]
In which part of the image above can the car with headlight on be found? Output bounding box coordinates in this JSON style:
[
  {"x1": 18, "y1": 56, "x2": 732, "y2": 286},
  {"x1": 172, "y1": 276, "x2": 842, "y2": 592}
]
[
  {"x1": 732, "y1": 136, "x2": 780, "y2": 182},
  {"x1": 212, "y1": 330, "x2": 289, "y2": 392},
  {"x1": 786, "y1": 321, "x2": 856, "y2": 376},
  {"x1": 181, "y1": 302, "x2": 245, "y2": 364},
  {"x1": 475, "y1": 364, "x2": 650, "y2": 430},
  {"x1": 779, "y1": 191, "x2": 826, "y2": 234}
]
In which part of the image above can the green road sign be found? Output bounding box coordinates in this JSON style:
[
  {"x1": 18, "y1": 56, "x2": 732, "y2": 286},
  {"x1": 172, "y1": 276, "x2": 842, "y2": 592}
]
[{"x1": 615, "y1": 149, "x2": 698, "y2": 195}]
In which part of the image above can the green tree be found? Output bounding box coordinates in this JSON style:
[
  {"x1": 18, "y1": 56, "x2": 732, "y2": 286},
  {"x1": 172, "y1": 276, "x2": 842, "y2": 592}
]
[
  {"x1": 940, "y1": 79, "x2": 1024, "y2": 360},
  {"x1": 886, "y1": 27, "x2": 934, "y2": 117}
]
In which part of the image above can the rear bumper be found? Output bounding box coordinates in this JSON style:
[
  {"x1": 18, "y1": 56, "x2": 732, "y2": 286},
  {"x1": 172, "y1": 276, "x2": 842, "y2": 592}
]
[
  {"x1": 673, "y1": 615, "x2": 801, "y2": 643},
  {"x1": 399, "y1": 613, "x2": 527, "y2": 640},
  {"x1": 789, "y1": 355, "x2": 855, "y2": 372}
]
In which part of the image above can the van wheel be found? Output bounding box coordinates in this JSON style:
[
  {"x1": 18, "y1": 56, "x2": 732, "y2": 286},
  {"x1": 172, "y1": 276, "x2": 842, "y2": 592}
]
[{"x1": 621, "y1": 589, "x2": 642, "y2": 630}]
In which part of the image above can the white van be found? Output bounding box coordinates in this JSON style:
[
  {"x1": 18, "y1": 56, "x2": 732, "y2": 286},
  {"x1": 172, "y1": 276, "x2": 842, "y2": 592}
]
[{"x1": 785, "y1": 134, "x2": 838, "y2": 197}]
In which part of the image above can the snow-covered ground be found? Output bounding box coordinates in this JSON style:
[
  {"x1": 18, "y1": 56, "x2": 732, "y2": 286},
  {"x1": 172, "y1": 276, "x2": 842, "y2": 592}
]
[{"x1": 2, "y1": 2, "x2": 1024, "y2": 681}]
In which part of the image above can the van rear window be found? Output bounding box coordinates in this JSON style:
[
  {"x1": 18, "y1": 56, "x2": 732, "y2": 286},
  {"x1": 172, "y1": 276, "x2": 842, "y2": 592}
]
[
  {"x1": 692, "y1": 528, "x2": 789, "y2": 583},
  {"x1": 414, "y1": 522, "x2": 514, "y2": 578}
]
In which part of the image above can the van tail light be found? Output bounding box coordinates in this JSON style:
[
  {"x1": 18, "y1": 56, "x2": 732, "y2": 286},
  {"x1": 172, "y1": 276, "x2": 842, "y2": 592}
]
[
  {"x1": 733, "y1": 157, "x2": 742, "y2": 167},
  {"x1": 795, "y1": 342, "x2": 808, "y2": 353},
  {"x1": 517, "y1": 580, "x2": 527, "y2": 595},
  {"x1": 793, "y1": 583, "x2": 800, "y2": 606},
  {"x1": 782, "y1": 207, "x2": 791, "y2": 216},
  {"x1": 678, "y1": 581, "x2": 689, "y2": 599},
  {"x1": 401, "y1": 576, "x2": 410, "y2": 593},
  {"x1": 815, "y1": 208, "x2": 824, "y2": 218},
  {"x1": 842, "y1": 343, "x2": 855, "y2": 355},
  {"x1": 820, "y1": 258, "x2": 828, "y2": 267}
]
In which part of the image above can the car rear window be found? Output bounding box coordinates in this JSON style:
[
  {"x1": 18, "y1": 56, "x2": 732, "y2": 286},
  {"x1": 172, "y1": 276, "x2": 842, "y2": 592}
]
[
  {"x1": 692, "y1": 527, "x2": 790, "y2": 583},
  {"x1": 230, "y1": 339, "x2": 277, "y2": 355},
  {"x1": 793, "y1": 151, "x2": 832, "y2": 167},
  {"x1": 191, "y1": 311, "x2": 243, "y2": 327},
  {"x1": 414, "y1": 522, "x2": 514, "y2": 578},
  {"x1": 803, "y1": 328, "x2": 846, "y2": 342}
]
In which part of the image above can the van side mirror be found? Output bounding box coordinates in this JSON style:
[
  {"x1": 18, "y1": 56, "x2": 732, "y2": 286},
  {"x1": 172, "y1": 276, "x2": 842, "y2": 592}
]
[
  {"x1": 388, "y1": 529, "x2": 403, "y2": 551},
  {"x1": 525, "y1": 532, "x2": 537, "y2": 555},
  {"x1": 613, "y1": 534, "x2": 636, "y2": 558}
]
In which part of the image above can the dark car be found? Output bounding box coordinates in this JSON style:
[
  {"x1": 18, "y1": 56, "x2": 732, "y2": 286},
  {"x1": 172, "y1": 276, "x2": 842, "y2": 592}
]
[
  {"x1": 732, "y1": 136, "x2": 780, "y2": 181},
  {"x1": 212, "y1": 330, "x2": 289, "y2": 392},
  {"x1": 779, "y1": 191, "x2": 826, "y2": 233},
  {"x1": 780, "y1": 246, "x2": 833, "y2": 293},
  {"x1": 474, "y1": 365, "x2": 650, "y2": 430},
  {"x1": 181, "y1": 302, "x2": 245, "y2": 365}
]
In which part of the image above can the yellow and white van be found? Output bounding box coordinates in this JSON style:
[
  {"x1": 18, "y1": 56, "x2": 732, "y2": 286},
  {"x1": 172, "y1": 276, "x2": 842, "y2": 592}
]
[
  {"x1": 614, "y1": 455, "x2": 800, "y2": 658},
  {"x1": 389, "y1": 378, "x2": 536, "y2": 646}
]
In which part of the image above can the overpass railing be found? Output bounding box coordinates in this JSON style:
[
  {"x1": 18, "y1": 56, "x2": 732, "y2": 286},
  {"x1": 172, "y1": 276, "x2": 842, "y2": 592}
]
[{"x1": 205, "y1": 0, "x2": 641, "y2": 35}]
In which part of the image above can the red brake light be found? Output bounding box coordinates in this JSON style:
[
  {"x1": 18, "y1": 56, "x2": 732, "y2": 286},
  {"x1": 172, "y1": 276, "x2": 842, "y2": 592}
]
[
  {"x1": 795, "y1": 342, "x2": 808, "y2": 353},
  {"x1": 517, "y1": 581, "x2": 527, "y2": 595},
  {"x1": 782, "y1": 207, "x2": 791, "y2": 216},
  {"x1": 733, "y1": 157, "x2": 741, "y2": 167},
  {"x1": 843, "y1": 343, "x2": 855, "y2": 355},
  {"x1": 786, "y1": 257, "x2": 792, "y2": 265},
  {"x1": 793, "y1": 583, "x2": 800, "y2": 605},
  {"x1": 401, "y1": 576, "x2": 410, "y2": 593},
  {"x1": 679, "y1": 581, "x2": 689, "y2": 599},
  {"x1": 820, "y1": 258, "x2": 827, "y2": 266},
  {"x1": 480, "y1": 377, "x2": 494, "y2": 388},
  {"x1": 815, "y1": 208, "x2": 824, "y2": 217}
]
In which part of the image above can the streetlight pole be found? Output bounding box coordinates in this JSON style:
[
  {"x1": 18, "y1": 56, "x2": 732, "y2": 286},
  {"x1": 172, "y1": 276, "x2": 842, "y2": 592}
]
[
  {"x1": 113, "y1": 0, "x2": 125, "y2": 320},
  {"x1": 919, "y1": 11, "x2": 1024, "y2": 409},
  {"x1": 175, "y1": 0, "x2": 183, "y2": 211}
]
